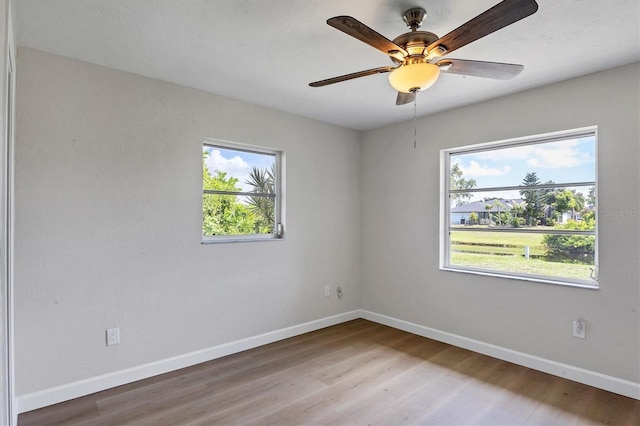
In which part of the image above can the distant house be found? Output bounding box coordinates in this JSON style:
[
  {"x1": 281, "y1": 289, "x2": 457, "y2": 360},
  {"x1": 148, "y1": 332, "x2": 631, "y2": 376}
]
[
  {"x1": 450, "y1": 198, "x2": 524, "y2": 225},
  {"x1": 451, "y1": 198, "x2": 585, "y2": 226}
]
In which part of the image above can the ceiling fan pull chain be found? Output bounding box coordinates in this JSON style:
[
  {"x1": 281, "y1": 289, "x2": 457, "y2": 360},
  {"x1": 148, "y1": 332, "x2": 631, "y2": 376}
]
[{"x1": 413, "y1": 95, "x2": 417, "y2": 149}]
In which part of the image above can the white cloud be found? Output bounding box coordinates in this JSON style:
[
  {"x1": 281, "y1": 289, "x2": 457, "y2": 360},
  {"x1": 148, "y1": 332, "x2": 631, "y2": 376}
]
[
  {"x1": 472, "y1": 139, "x2": 593, "y2": 169},
  {"x1": 459, "y1": 160, "x2": 511, "y2": 177},
  {"x1": 205, "y1": 149, "x2": 252, "y2": 191},
  {"x1": 525, "y1": 141, "x2": 585, "y2": 169},
  {"x1": 472, "y1": 145, "x2": 536, "y2": 161}
]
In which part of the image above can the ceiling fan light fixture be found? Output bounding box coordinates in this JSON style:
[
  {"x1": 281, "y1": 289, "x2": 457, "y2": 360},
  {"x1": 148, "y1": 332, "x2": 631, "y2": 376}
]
[{"x1": 388, "y1": 62, "x2": 440, "y2": 93}]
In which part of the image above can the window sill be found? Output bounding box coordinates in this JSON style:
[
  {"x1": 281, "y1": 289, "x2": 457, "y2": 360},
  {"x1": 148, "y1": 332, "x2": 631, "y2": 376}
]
[
  {"x1": 201, "y1": 235, "x2": 285, "y2": 244},
  {"x1": 440, "y1": 265, "x2": 599, "y2": 290}
]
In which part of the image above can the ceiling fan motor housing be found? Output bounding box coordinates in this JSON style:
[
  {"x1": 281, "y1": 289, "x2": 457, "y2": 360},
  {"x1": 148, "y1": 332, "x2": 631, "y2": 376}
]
[{"x1": 391, "y1": 31, "x2": 440, "y2": 64}]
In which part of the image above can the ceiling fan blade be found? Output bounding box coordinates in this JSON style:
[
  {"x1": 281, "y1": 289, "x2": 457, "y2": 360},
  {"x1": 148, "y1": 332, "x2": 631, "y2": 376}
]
[
  {"x1": 309, "y1": 66, "x2": 395, "y2": 87},
  {"x1": 327, "y1": 16, "x2": 408, "y2": 61},
  {"x1": 437, "y1": 59, "x2": 524, "y2": 80},
  {"x1": 396, "y1": 91, "x2": 416, "y2": 105},
  {"x1": 427, "y1": 0, "x2": 538, "y2": 56}
]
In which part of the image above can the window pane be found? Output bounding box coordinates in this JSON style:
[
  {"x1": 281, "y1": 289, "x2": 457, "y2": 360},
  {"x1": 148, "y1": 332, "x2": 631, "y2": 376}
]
[
  {"x1": 450, "y1": 230, "x2": 595, "y2": 282},
  {"x1": 451, "y1": 136, "x2": 595, "y2": 189},
  {"x1": 203, "y1": 146, "x2": 275, "y2": 193},
  {"x1": 202, "y1": 141, "x2": 281, "y2": 241},
  {"x1": 443, "y1": 127, "x2": 597, "y2": 286},
  {"x1": 450, "y1": 187, "x2": 594, "y2": 228},
  {"x1": 203, "y1": 194, "x2": 274, "y2": 236}
]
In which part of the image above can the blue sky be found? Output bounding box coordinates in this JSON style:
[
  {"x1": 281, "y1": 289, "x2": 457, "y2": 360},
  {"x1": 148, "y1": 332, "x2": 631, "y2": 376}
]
[
  {"x1": 203, "y1": 146, "x2": 274, "y2": 192},
  {"x1": 450, "y1": 136, "x2": 595, "y2": 204},
  {"x1": 452, "y1": 136, "x2": 595, "y2": 189}
]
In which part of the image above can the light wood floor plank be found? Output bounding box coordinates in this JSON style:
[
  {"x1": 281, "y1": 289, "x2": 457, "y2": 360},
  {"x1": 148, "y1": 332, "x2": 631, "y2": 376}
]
[{"x1": 18, "y1": 319, "x2": 640, "y2": 425}]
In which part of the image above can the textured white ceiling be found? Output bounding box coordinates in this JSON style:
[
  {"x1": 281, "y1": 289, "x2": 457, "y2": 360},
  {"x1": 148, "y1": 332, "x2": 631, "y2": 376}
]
[{"x1": 15, "y1": 0, "x2": 640, "y2": 131}]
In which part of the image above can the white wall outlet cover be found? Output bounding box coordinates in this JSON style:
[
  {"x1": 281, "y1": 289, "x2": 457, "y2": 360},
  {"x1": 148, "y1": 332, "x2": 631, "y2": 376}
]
[
  {"x1": 106, "y1": 328, "x2": 120, "y2": 346},
  {"x1": 573, "y1": 320, "x2": 586, "y2": 339}
]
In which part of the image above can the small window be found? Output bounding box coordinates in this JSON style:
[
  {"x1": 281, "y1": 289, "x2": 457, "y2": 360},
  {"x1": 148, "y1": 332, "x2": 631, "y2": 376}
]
[
  {"x1": 202, "y1": 140, "x2": 283, "y2": 243},
  {"x1": 441, "y1": 127, "x2": 597, "y2": 288}
]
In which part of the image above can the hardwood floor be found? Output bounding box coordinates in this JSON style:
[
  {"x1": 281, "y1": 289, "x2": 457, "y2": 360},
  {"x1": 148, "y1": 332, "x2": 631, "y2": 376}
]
[{"x1": 18, "y1": 319, "x2": 640, "y2": 425}]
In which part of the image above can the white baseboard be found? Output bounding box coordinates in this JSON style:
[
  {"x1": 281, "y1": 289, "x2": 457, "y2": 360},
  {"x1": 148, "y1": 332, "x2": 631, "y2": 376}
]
[
  {"x1": 17, "y1": 310, "x2": 361, "y2": 413},
  {"x1": 360, "y1": 310, "x2": 640, "y2": 400},
  {"x1": 18, "y1": 308, "x2": 639, "y2": 414}
]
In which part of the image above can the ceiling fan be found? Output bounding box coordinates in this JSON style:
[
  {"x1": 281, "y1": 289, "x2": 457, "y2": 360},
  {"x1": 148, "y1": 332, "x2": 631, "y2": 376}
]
[{"x1": 309, "y1": 0, "x2": 539, "y2": 105}]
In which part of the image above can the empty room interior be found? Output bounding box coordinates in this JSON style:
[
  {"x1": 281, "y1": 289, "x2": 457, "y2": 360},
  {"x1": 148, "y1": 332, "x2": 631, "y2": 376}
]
[{"x1": 0, "y1": 0, "x2": 639, "y2": 425}]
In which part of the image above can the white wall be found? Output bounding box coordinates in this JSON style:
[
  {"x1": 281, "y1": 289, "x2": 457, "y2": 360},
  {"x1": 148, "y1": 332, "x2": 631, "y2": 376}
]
[
  {"x1": 14, "y1": 47, "x2": 361, "y2": 396},
  {"x1": 360, "y1": 63, "x2": 640, "y2": 383}
]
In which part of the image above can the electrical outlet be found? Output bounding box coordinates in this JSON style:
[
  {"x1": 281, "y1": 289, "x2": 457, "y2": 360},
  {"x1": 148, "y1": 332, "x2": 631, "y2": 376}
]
[
  {"x1": 324, "y1": 285, "x2": 330, "y2": 297},
  {"x1": 106, "y1": 327, "x2": 120, "y2": 346},
  {"x1": 573, "y1": 320, "x2": 586, "y2": 339}
]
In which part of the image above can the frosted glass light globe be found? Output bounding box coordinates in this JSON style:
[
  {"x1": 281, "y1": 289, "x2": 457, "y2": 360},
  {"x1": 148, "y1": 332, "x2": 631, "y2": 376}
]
[{"x1": 388, "y1": 62, "x2": 440, "y2": 93}]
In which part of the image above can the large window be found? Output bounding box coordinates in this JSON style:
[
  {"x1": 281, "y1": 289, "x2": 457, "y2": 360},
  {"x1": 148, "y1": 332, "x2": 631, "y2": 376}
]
[
  {"x1": 441, "y1": 127, "x2": 597, "y2": 287},
  {"x1": 202, "y1": 140, "x2": 283, "y2": 243}
]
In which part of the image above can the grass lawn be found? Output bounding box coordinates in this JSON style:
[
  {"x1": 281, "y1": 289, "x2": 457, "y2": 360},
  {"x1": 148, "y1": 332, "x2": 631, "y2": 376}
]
[
  {"x1": 450, "y1": 230, "x2": 594, "y2": 281},
  {"x1": 450, "y1": 229, "x2": 545, "y2": 245},
  {"x1": 451, "y1": 252, "x2": 593, "y2": 281}
]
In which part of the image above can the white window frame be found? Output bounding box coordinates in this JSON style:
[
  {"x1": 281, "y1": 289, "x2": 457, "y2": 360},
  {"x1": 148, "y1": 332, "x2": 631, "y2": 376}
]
[
  {"x1": 440, "y1": 126, "x2": 598, "y2": 289},
  {"x1": 202, "y1": 139, "x2": 284, "y2": 244}
]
